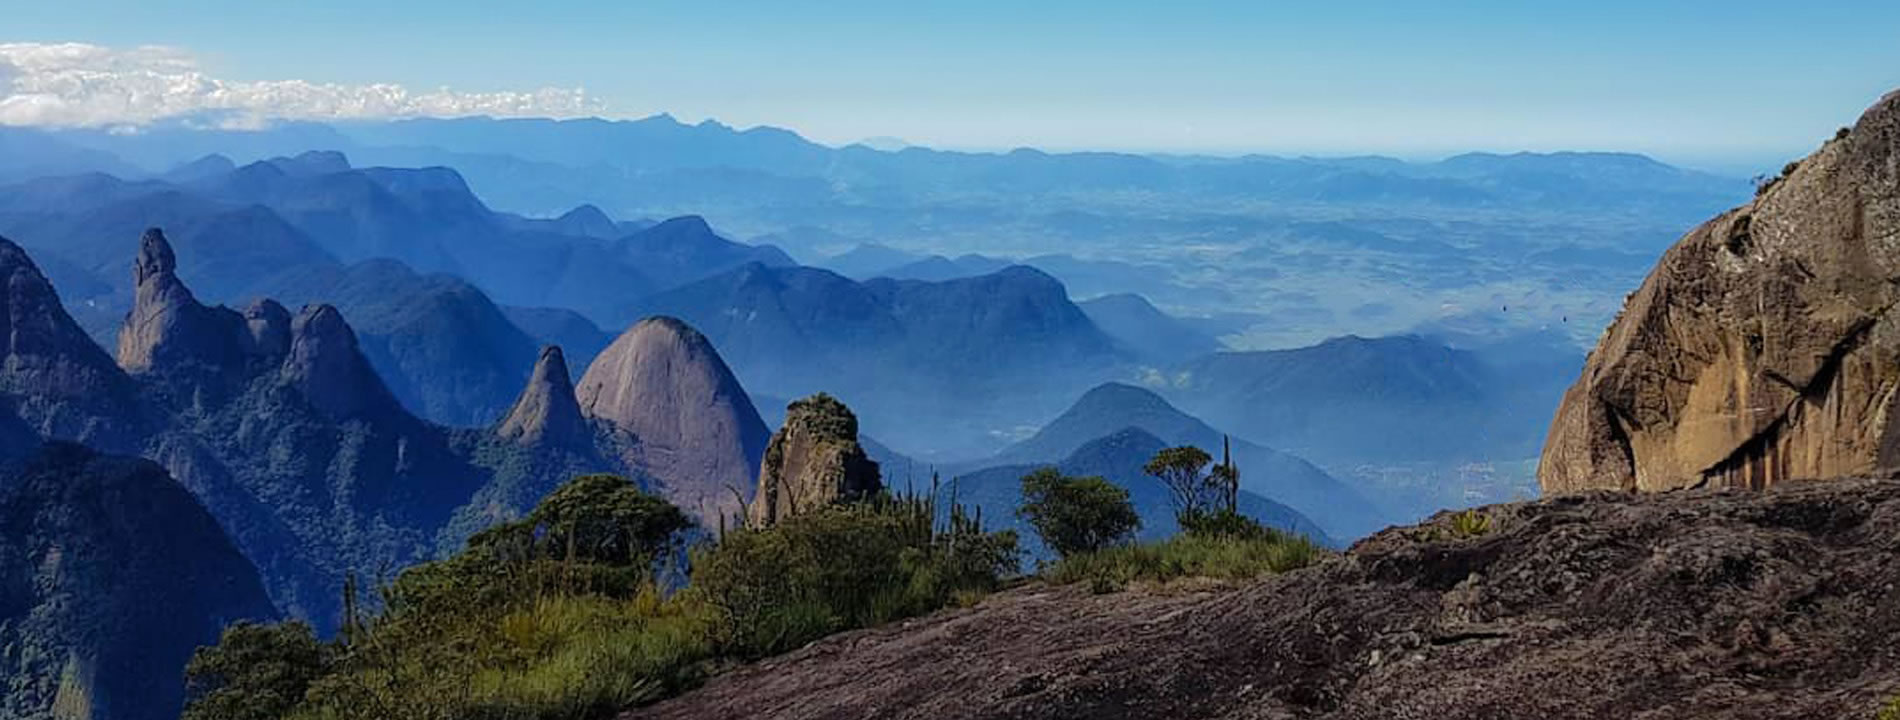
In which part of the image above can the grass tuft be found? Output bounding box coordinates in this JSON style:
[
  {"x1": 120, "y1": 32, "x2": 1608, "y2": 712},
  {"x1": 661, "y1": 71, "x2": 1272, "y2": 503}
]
[{"x1": 1045, "y1": 530, "x2": 1323, "y2": 591}]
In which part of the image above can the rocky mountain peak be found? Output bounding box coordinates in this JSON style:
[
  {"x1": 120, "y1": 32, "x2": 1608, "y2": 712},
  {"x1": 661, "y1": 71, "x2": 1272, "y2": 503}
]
[
  {"x1": 133, "y1": 226, "x2": 178, "y2": 285},
  {"x1": 748, "y1": 393, "x2": 882, "y2": 526},
  {"x1": 496, "y1": 345, "x2": 587, "y2": 446},
  {"x1": 119, "y1": 228, "x2": 219, "y2": 373},
  {"x1": 282, "y1": 303, "x2": 399, "y2": 420},
  {"x1": 575, "y1": 316, "x2": 770, "y2": 521},
  {"x1": 243, "y1": 298, "x2": 292, "y2": 357},
  {"x1": 0, "y1": 236, "x2": 145, "y2": 453},
  {"x1": 1541, "y1": 90, "x2": 1900, "y2": 493}
]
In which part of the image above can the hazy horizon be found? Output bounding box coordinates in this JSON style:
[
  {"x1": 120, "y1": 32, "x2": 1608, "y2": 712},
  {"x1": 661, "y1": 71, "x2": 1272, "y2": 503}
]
[{"x1": 10, "y1": 1, "x2": 1900, "y2": 174}]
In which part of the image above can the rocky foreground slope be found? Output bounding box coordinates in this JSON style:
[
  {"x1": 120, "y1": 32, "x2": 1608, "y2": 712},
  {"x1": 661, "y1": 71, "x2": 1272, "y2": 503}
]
[{"x1": 633, "y1": 478, "x2": 1900, "y2": 720}]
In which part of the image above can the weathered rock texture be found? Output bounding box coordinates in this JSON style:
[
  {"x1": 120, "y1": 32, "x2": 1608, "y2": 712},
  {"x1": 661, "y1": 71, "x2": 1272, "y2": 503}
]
[
  {"x1": 496, "y1": 345, "x2": 587, "y2": 446},
  {"x1": 748, "y1": 393, "x2": 882, "y2": 526},
  {"x1": 576, "y1": 316, "x2": 770, "y2": 521},
  {"x1": 1541, "y1": 91, "x2": 1900, "y2": 493},
  {"x1": 632, "y1": 477, "x2": 1900, "y2": 720}
]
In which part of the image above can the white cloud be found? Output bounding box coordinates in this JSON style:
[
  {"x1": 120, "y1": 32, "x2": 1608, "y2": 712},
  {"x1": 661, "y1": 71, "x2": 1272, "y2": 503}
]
[{"x1": 0, "y1": 42, "x2": 602, "y2": 128}]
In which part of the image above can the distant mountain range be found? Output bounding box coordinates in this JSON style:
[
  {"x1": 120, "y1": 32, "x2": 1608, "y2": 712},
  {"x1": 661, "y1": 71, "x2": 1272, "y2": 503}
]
[
  {"x1": 634, "y1": 262, "x2": 1130, "y2": 457},
  {"x1": 1161, "y1": 334, "x2": 1578, "y2": 468},
  {"x1": 989, "y1": 382, "x2": 1386, "y2": 540},
  {"x1": 3, "y1": 117, "x2": 1739, "y2": 220}
]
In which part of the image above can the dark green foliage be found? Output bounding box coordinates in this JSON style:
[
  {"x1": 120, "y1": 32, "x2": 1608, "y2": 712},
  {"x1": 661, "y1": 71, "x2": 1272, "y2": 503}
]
[
  {"x1": 1144, "y1": 445, "x2": 1222, "y2": 519},
  {"x1": 1879, "y1": 694, "x2": 1900, "y2": 720},
  {"x1": 1017, "y1": 467, "x2": 1140, "y2": 557},
  {"x1": 522, "y1": 473, "x2": 691, "y2": 567},
  {"x1": 182, "y1": 622, "x2": 330, "y2": 720},
  {"x1": 1178, "y1": 508, "x2": 1273, "y2": 539},
  {"x1": 186, "y1": 474, "x2": 1016, "y2": 719},
  {"x1": 694, "y1": 493, "x2": 1019, "y2": 658},
  {"x1": 0, "y1": 444, "x2": 276, "y2": 720}
]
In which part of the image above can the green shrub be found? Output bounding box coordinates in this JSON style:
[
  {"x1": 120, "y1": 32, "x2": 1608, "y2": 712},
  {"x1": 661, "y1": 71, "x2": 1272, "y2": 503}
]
[
  {"x1": 1449, "y1": 509, "x2": 1494, "y2": 539},
  {"x1": 187, "y1": 475, "x2": 1020, "y2": 720},
  {"x1": 1178, "y1": 508, "x2": 1272, "y2": 540},
  {"x1": 1046, "y1": 529, "x2": 1323, "y2": 590},
  {"x1": 1018, "y1": 468, "x2": 1140, "y2": 557},
  {"x1": 1878, "y1": 695, "x2": 1900, "y2": 720},
  {"x1": 182, "y1": 621, "x2": 330, "y2": 720},
  {"x1": 693, "y1": 494, "x2": 1018, "y2": 658}
]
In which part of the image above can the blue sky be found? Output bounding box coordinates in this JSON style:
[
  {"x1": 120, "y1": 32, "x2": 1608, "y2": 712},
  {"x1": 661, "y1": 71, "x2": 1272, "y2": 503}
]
[{"x1": 10, "y1": 0, "x2": 1900, "y2": 169}]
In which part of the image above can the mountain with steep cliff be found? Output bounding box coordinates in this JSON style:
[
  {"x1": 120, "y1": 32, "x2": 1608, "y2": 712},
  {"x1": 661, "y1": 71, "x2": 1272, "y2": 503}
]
[
  {"x1": 576, "y1": 316, "x2": 772, "y2": 521},
  {"x1": 0, "y1": 443, "x2": 275, "y2": 720},
  {"x1": 1541, "y1": 91, "x2": 1900, "y2": 493},
  {"x1": 0, "y1": 236, "x2": 149, "y2": 457}
]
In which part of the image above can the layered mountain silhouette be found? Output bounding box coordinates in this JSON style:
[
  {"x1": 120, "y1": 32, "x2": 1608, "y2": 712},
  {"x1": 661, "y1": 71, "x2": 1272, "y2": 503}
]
[
  {"x1": 0, "y1": 443, "x2": 275, "y2": 720},
  {"x1": 0, "y1": 227, "x2": 775, "y2": 642},
  {"x1": 1077, "y1": 293, "x2": 1226, "y2": 364},
  {"x1": 994, "y1": 382, "x2": 1384, "y2": 539},
  {"x1": 637, "y1": 262, "x2": 1128, "y2": 455},
  {"x1": 1165, "y1": 334, "x2": 1574, "y2": 468},
  {"x1": 0, "y1": 155, "x2": 812, "y2": 430}
]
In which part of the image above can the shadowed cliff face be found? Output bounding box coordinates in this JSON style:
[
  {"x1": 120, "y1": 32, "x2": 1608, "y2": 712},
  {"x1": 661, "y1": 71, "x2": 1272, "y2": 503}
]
[
  {"x1": 576, "y1": 316, "x2": 771, "y2": 522},
  {"x1": 0, "y1": 443, "x2": 275, "y2": 720},
  {"x1": 0, "y1": 235, "x2": 146, "y2": 456},
  {"x1": 1541, "y1": 91, "x2": 1900, "y2": 494}
]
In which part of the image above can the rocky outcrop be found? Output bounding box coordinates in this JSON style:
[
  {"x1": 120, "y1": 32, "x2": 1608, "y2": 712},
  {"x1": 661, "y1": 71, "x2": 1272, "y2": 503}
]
[
  {"x1": 1541, "y1": 91, "x2": 1900, "y2": 493},
  {"x1": 0, "y1": 235, "x2": 145, "y2": 455},
  {"x1": 748, "y1": 393, "x2": 882, "y2": 526},
  {"x1": 634, "y1": 477, "x2": 1900, "y2": 720},
  {"x1": 575, "y1": 316, "x2": 770, "y2": 521},
  {"x1": 496, "y1": 345, "x2": 587, "y2": 446},
  {"x1": 0, "y1": 443, "x2": 276, "y2": 720},
  {"x1": 117, "y1": 228, "x2": 249, "y2": 375},
  {"x1": 91, "y1": 228, "x2": 480, "y2": 633}
]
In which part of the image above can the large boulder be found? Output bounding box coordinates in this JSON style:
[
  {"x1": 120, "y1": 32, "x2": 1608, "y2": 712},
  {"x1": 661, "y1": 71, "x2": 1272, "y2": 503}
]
[
  {"x1": 1540, "y1": 91, "x2": 1900, "y2": 493},
  {"x1": 748, "y1": 393, "x2": 882, "y2": 526}
]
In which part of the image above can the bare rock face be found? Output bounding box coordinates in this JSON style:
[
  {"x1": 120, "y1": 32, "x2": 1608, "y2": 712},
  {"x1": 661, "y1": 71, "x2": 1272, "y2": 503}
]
[
  {"x1": 496, "y1": 345, "x2": 586, "y2": 446},
  {"x1": 575, "y1": 316, "x2": 770, "y2": 520},
  {"x1": 1541, "y1": 91, "x2": 1900, "y2": 494},
  {"x1": 119, "y1": 228, "x2": 243, "y2": 374},
  {"x1": 748, "y1": 393, "x2": 882, "y2": 526},
  {"x1": 0, "y1": 235, "x2": 145, "y2": 453}
]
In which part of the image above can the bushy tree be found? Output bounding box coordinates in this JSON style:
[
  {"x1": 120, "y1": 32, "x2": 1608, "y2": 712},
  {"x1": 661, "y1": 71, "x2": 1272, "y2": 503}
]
[
  {"x1": 182, "y1": 621, "x2": 329, "y2": 720},
  {"x1": 1018, "y1": 467, "x2": 1140, "y2": 557},
  {"x1": 1144, "y1": 445, "x2": 1219, "y2": 519}
]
